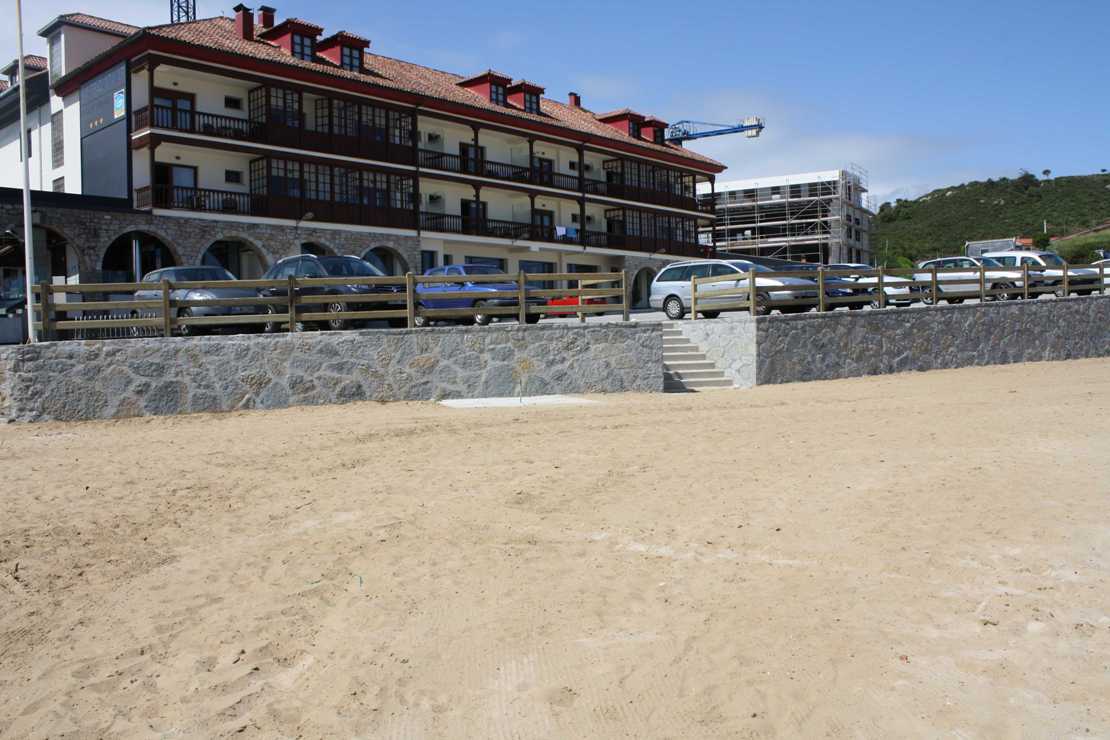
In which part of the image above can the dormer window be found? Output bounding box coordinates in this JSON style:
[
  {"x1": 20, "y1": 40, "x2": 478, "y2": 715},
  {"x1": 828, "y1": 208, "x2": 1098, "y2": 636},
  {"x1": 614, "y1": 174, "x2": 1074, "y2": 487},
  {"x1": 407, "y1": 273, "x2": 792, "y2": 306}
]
[
  {"x1": 292, "y1": 33, "x2": 315, "y2": 61},
  {"x1": 490, "y1": 83, "x2": 507, "y2": 106},
  {"x1": 629, "y1": 120, "x2": 641, "y2": 139},
  {"x1": 524, "y1": 92, "x2": 540, "y2": 114},
  {"x1": 340, "y1": 46, "x2": 362, "y2": 71},
  {"x1": 652, "y1": 127, "x2": 665, "y2": 145}
]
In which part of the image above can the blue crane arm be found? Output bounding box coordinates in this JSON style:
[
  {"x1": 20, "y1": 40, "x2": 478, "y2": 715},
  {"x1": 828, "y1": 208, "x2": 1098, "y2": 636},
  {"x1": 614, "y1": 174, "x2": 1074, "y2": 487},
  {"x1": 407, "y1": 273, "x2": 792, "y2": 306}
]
[{"x1": 665, "y1": 118, "x2": 765, "y2": 143}]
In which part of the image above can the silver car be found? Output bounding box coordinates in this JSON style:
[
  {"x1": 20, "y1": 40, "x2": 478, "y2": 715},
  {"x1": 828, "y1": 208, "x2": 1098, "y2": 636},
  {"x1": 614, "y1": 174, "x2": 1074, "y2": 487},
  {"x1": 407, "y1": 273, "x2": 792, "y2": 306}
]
[
  {"x1": 982, "y1": 250, "x2": 1101, "y2": 296},
  {"x1": 649, "y1": 259, "x2": 818, "y2": 319},
  {"x1": 134, "y1": 266, "x2": 260, "y2": 335},
  {"x1": 914, "y1": 256, "x2": 1025, "y2": 303}
]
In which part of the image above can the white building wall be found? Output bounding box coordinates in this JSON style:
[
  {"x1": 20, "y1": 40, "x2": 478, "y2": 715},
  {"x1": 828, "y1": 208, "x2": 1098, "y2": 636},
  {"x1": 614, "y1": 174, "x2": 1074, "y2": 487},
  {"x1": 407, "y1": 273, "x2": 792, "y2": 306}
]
[{"x1": 60, "y1": 27, "x2": 126, "y2": 77}]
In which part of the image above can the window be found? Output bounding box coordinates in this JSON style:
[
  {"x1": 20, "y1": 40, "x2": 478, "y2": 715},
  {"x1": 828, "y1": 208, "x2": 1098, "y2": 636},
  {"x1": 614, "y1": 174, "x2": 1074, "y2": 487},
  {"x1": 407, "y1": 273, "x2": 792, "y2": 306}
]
[
  {"x1": 52, "y1": 177, "x2": 65, "y2": 192},
  {"x1": 519, "y1": 259, "x2": 554, "y2": 289},
  {"x1": 340, "y1": 46, "x2": 362, "y2": 72},
  {"x1": 629, "y1": 120, "x2": 641, "y2": 139},
  {"x1": 224, "y1": 96, "x2": 243, "y2": 110},
  {"x1": 225, "y1": 169, "x2": 243, "y2": 184},
  {"x1": 303, "y1": 163, "x2": 332, "y2": 201},
  {"x1": 465, "y1": 255, "x2": 506, "y2": 271},
  {"x1": 51, "y1": 111, "x2": 63, "y2": 169},
  {"x1": 292, "y1": 34, "x2": 315, "y2": 61},
  {"x1": 652, "y1": 127, "x2": 665, "y2": 145},
  {"x1": 421, "y1": 250, "x2": 438, "y2": 273},
  {"x1": 490, "y1": 83, "x2": 507, "y2": 106},
  {"x1": 49, "y1": 34, "x2": 62, "y2": 80},
  {"x1": 524, "y1": 92, "x2": 540, "y2": 114}
]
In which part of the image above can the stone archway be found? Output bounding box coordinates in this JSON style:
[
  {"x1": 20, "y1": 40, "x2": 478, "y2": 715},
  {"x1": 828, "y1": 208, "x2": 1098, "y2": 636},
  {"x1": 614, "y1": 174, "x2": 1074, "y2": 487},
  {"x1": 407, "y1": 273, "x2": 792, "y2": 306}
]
[
  {"x1": 363, "y1": 245, "x2": 409, "y2": 276},
  {"x1": 201, "y1": 238, "x2": 271, "y2": 279},
  {"x1": 301, "y1": 242, "x2": 335, "y2": 257},
  {"x1": 631, "y1": 267, "x2": 656, "y2": 309},
  {"x1": 102, "y1": 231, "x2": 177, "y2": 282}
]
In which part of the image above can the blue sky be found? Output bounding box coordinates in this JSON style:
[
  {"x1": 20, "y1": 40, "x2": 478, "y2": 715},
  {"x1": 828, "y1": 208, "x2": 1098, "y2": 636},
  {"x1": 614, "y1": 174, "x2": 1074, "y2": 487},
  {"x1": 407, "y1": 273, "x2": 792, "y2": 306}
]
[{"x1": 8, "y1": 0, "x2": 1108, "y2": 205}]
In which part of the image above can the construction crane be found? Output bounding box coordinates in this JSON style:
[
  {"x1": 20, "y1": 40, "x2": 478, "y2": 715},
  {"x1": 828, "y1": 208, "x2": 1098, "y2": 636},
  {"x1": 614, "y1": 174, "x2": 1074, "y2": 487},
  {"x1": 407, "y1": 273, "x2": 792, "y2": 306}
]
[{"x1": 665, "y1": 117, "x2": 765, "y2": 144}]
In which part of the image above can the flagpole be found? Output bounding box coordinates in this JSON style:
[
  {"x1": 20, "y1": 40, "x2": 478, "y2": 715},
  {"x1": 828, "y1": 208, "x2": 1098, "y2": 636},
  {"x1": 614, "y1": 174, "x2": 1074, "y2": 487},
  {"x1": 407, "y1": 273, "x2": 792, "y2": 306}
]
[{"x1": 16, "y1": 0, "x2": 36, "y2": 343}]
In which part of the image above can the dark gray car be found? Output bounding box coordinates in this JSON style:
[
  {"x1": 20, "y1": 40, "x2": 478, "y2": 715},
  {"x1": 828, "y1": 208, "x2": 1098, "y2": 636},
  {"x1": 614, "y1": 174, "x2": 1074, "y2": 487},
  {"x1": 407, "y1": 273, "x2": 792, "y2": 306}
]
[{"x1": 134, "y1": 266, "x2": 260, "y2": 335}]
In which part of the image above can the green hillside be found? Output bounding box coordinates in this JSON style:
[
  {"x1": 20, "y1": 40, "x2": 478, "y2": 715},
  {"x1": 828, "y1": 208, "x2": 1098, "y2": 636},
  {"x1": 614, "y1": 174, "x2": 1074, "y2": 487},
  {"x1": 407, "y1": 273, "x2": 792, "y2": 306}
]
[{"x1": 873, "y1": 171, "x2": 1110, "y2": 265}]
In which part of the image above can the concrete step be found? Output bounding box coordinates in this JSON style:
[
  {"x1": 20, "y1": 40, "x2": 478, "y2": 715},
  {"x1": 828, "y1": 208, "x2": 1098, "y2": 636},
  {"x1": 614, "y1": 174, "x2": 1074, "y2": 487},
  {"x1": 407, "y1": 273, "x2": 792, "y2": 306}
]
[
  {"x1": 664, "y1": 359, "x2": 716, "y2": 371},
  {"x1": 679, "y1": 377, "x2": 733, "y2": 389},
  {"x1": 665, "y1": 367, "x2": 729, "y2": 381},
  {"x1": 662, "y1": 350, "x2": 707, "y2": 361},
  {"x1": 664, "y1": 377, "x2": 732, "y2": 392}
]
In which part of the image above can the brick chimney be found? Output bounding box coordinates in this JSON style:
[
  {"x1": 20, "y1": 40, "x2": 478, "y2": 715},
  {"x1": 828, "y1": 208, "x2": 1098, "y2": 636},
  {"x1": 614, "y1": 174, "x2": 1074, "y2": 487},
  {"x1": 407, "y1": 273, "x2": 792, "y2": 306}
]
[
  {"x1": 257, "y1": 5, "x2": 275, "y2": 30},
  {"x1": 234, "y1": 4, "x2": 254, "y2": 40},
  {"x1": 568, "y1": 91, "x2": 581, "y2": 108}
]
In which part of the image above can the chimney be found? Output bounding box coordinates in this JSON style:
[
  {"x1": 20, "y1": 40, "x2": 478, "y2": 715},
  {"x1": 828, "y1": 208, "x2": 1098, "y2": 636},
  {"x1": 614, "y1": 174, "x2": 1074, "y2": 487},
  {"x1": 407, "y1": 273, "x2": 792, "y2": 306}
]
[
  {"x1": 257, "y1": 5, "x2": 275, "y2": 30},
  {"x1": 234, "y1": 4, "x2": 254, "y2": 40},
  {"x1": 568, "y1": 91, "x2": 581, "y2": 108}
]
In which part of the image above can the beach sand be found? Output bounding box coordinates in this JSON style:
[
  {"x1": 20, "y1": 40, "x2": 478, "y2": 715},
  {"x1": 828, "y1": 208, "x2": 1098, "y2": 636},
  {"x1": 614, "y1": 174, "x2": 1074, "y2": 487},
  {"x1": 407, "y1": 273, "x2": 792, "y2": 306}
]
[{"x1": 2, "y1": 358, "x2": 1109, "y2": 738}]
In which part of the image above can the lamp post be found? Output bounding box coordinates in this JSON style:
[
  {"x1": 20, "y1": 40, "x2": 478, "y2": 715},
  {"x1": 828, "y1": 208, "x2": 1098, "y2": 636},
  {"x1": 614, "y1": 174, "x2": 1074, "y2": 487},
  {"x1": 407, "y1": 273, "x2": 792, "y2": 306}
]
[{"x1": 16, "y1": 0, "x2": 36, "y2": 342}]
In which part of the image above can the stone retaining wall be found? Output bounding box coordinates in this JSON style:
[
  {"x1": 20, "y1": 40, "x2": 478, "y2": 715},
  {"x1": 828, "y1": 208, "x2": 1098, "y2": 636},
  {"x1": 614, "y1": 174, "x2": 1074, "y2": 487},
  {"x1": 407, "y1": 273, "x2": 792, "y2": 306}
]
[
  {"x1": 0, "y1": 323, "x2": 662, "y2": 423},
  {"x1": 676, "y1": 316, "x2": 757, "y2": 388},
  {"x1": 755, "y1": 296, "x2": 1110, "y2": 385}
]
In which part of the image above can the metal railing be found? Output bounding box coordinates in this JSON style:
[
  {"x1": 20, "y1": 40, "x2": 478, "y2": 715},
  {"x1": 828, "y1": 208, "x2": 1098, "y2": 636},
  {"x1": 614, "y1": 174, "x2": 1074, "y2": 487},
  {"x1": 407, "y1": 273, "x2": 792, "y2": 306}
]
[
  {"x1": 29, "y1": 271, "x2": 630, "y2": 341},
  {"x1": 687, "y1": 263, "x2": 1109, "y2": 318}
]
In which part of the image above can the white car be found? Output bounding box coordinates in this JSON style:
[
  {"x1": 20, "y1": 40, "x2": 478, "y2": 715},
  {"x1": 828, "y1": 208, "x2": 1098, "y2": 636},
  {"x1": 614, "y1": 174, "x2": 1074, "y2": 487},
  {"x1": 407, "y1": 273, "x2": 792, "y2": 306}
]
[
  {"x1": 826, "y1": 263, "x2": 922, "y2": 307},
  {"x1": 649, "y1": 259, "x2": 818, "y2": 319},
  {"x1": 982, "y1": 250, "x2": 1100, "y2": 297},
  {"x1": 914, "y1": 256, "x2": 1025, "y2": 303}
]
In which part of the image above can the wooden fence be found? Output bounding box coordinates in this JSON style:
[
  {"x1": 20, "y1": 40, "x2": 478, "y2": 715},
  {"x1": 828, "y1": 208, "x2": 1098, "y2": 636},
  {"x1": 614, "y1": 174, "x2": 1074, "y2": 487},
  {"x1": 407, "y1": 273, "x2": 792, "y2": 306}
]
[
  {"x1": 690, "y1": 263, "x2": 1108, "y2": 318},
  {"x1": 29, "y1": 271, "x2": 629, "y2": 340}
]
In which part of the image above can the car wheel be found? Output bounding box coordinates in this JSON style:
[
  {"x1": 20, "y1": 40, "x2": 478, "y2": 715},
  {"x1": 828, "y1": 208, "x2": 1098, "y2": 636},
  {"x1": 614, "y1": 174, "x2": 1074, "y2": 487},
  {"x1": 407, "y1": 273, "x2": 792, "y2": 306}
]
[
  {"x1": 525, "y1": 313, "x2": 541, "y2": 324},
  {"x1": 177, "y1": 308, "x2": 195, "y2": 337},
  {"x1": 868, "y1": 290, "x2": 882, "y2": 310},
  {"x1": 991, "y1": 283, "x2": 1014, "y2": 301},
  {"x1": 129, "y1": 311, "x2": 141, "y2": 338},
  {"x1": 753, "y1": 293, "x2": 773, "y2": 316},
  {"x1": 663, "y1": 296, "x2": 685, "y2": 320},
  {"x1": 473, "y1": 301, "x2": 493, "y2": 326},
  {"x1": 700, "y1": 310, "x2": 720, "y2": 319},
  {"x1": 263, "y1": 305, "x2": 281, "y2": 334},
  {"x1": 325, "y1": 302, "x2": 348, "y2": 331}
]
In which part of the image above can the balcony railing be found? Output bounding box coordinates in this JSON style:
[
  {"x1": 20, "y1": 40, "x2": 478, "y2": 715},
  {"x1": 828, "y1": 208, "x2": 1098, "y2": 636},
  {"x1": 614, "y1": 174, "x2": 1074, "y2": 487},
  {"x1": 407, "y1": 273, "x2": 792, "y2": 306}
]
[
  {"x1": 583, "y1": 178, "x2": 700, "y2": 211},
  {"x1": 139, "y1": 185, "x2": 417, "y2": 230}
]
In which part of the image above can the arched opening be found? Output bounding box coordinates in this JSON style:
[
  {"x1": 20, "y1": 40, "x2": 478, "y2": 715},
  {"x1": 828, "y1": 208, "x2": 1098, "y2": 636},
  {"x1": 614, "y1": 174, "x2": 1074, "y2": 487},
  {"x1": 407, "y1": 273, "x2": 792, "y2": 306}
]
[
  {"x1": 201, "y1": 239, "x2": 269, "y2": 279},
  {"x1": 363, "y1": 246, "x2": 409, "y2": 276},
  {"x1": 102, "y1": 232, "x2": 176, "y2": 282},
  {"x1": 632, "y1": 267, "x2": 656, "y2": 309},
  {"x1": 300, "y1": 242, "x2": 334, "y2": 257}
]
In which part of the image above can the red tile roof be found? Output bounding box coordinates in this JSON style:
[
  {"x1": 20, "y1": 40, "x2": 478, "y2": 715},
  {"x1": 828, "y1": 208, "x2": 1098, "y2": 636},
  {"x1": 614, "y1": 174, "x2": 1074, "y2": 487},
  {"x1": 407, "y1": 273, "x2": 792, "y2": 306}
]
[
  {"x1": 40, "y1": 13, "x2": 139, "y2": 37},
  {"x1": 0, "y1": 81, "x2": 8, "y2": 93},
  {"x1": 65, "y1": 15, "x2": 722, "y2": 170},
  {"x1": 22, "y1": 55, "x2": 48, "y2": 71}
]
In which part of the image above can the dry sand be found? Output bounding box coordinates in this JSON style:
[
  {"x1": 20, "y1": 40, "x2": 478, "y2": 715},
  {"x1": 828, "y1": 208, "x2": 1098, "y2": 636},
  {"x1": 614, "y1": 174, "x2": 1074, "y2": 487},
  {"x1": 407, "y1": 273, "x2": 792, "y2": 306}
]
[{"x1": 2, "y1": 359, "x2": 1109, "y2": 738}]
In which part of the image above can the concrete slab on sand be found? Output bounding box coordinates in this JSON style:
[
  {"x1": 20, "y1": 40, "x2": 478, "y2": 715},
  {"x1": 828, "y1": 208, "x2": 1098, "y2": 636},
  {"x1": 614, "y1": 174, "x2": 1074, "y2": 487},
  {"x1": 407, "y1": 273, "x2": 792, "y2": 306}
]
[{"x1": 439, "y1": 394, "x2": 601, "y2": 408}]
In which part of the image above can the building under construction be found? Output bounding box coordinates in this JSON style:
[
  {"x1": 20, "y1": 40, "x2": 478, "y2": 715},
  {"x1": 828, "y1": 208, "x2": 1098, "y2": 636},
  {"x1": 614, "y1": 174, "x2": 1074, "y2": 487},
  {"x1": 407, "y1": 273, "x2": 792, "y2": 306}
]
[{"x1": 698, "y1": 168, "x2": 874, "y2": 264}]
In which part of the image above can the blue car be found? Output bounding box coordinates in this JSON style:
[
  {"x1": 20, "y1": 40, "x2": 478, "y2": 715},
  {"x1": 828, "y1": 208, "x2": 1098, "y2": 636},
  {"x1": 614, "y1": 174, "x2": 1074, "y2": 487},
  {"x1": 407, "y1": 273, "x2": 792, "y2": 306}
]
[{"x1": 416, "y1": 264, "x2": 544, "y2": 326}]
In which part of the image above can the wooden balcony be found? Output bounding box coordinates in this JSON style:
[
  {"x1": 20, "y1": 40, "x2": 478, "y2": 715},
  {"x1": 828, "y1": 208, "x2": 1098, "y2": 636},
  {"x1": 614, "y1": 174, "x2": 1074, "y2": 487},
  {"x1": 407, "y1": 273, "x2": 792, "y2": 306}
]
[{"x1": 583, "y1": 178, "x2": 700, "y2": 212}]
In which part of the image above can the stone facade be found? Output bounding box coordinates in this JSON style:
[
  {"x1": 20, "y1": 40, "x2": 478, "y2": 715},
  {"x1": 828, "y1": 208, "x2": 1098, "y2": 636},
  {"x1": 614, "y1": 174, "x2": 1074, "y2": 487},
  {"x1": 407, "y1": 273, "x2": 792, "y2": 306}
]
[
  {"x1": 755, "y1": 296, "x2": 1110, "y2": 385},
  {"x1": 0, "y1": 323, "x2": 663, "y2": 422},
  {"x1": 677, "y1": 315, "x2": 757, "y2": 388},
  {"x1": 0, "y1": 197, "x2": 422, "y2": 281}
]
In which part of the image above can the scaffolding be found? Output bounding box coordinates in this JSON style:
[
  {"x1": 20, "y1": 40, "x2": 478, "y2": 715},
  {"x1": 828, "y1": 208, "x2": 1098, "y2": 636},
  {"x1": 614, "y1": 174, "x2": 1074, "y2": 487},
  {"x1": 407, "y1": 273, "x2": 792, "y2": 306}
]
[{"x1": 699, "y1": 166, "x2": 874, "y2": 264}]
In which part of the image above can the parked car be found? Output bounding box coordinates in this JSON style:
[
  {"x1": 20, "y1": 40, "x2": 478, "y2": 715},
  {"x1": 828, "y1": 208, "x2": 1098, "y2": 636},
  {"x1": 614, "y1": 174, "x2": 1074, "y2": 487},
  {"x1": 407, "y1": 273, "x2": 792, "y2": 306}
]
[
  {"x1": 981, "y1": 250, "x2": 1100, "y2": 297},
  {"x1": 544, "y1": 294, "x2": 605, "y2": 317},
  {"x1": 913, "y1": 256, "x2": 1026, "y2": 303},
  {"x1": 258, "y1": 254, "x2": 407, "y2": 332},
  {"x1": 416, "y1": 264, "x2": 545, "y2": 326},
  {"x1": 826, "y1": 263, "x2": 923, "y2": 307},
  {"x1": 134, "y1": 266, "x2": 261, "y2": 336},
  {"x1": 781, "y1": 263, "x2": 860, "y2": 309},
  {"x1": 649, "y1": 259, "x2": 819, "y2": 319},
  {"x1": 1093, "y1": 259, "x2": 1110, "y2": 289}
]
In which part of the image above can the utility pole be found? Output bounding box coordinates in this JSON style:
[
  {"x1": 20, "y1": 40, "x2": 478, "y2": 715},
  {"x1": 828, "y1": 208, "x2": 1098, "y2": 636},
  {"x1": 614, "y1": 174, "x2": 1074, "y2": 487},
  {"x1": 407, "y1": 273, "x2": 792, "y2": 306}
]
[{"x1": 16, "y1": 0, "x2": 36, "y2": 343}]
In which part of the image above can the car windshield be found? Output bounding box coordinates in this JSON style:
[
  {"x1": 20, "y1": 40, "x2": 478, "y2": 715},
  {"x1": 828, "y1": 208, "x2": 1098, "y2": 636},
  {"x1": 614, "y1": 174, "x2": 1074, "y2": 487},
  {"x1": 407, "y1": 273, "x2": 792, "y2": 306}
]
[
  {"x1": 463, "y1": 265, "x2": 507, "y2": 276},
  {"x1": 318, "y1": 257, "x2": 385, "y2": 277},
  {"x1": 979, "y1": 257, "x2": 1005, "y2": 268},
  {"x1": 147, "y1": 267, "x2": 235, "y2": 282},
  {"x1": 727, "y1": 261, "x2": 771, "y2": 273},
  {"x1": 1039, "y1": 253, "x2": 1066, "y2": 267}
]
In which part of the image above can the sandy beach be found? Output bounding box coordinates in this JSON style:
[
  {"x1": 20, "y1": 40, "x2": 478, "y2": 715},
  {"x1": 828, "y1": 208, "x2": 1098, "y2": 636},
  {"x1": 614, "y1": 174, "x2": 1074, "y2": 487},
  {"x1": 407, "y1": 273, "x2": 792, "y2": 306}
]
[{"x1": 2, "y1": 358, "x2": 1109, "y2": 738}]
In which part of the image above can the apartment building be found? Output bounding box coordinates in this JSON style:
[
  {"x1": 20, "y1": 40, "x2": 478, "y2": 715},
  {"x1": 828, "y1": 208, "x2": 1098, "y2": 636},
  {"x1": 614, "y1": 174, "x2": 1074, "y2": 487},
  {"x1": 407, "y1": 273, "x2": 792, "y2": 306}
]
[
  {"x1": 0, "y1": 7, "x2": 722, "y2": 305},
  {"x1": 697, "y1": 169, "x2": 872, "y2": 264}
]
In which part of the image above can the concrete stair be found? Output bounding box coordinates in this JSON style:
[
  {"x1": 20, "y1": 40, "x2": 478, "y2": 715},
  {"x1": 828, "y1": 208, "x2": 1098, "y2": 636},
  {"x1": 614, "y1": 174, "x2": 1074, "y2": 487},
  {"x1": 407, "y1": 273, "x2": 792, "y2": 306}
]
[{"x1": 662, "y1": 324, "x2": 732, "y2": 392}]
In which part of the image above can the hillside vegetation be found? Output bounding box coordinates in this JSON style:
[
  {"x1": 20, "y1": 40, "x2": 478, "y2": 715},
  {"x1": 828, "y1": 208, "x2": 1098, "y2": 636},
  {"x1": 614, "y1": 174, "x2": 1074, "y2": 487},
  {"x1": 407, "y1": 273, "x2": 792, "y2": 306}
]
[{"x1": 873, "y1": 172, "x2": 1110, "y2": 265}]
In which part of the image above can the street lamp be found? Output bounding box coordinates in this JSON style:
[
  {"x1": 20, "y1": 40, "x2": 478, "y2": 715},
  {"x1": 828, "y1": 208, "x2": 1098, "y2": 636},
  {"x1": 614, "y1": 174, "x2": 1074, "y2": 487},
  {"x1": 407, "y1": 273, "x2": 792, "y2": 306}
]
[{"x1": 15, "y1": 0, "x2": 36, "y2": 342}]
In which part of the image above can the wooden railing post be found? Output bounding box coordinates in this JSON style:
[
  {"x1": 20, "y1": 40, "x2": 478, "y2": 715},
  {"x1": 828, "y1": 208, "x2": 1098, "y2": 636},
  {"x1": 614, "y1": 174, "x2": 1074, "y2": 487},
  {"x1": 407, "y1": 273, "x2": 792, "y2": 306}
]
[
  {"x1": 39, "y1": 281, "x2": 53, "y2": 341},
  {"x1": 405, "y1": 272, "x2": 416, "y2": 328},
  {"x1": 978, "y1": 264, "x2": 986, "y2": 302},
  {"x1": 1100, "y1": 264, "x2": 1106, "y2": 296},
  {"x1": 161, "y1": 279, "x2": 173, "y2": 337},
  {"x1": 578, "y1": 278, "x2": 586, "y2": 323},
  {"x1": 877, "y1": 267, "x2": 886, "y2": 309},
  {"x1": 1062, "y1": 262, "x2": 1070, "y2": 297},
  {"x1": 287, "y1": 274, "x2": 297, "y2": 333},
  {"x1": 690, "y1": 275, "x2": 698, "y2": 320},
  {"x1": 622, "y1": 271, "x2": 631, "y2": 322},
  {"x1": 931, "y1": 266, "x2": 939, "y2": 306},
  {"x1": 1023, "y1": 264, "x2": 1030, "y2": 300},
  {"x1": 517, "y1": 270, "x2": 527, "y2": 325},
  {"x1": 817, "y1": 269, "x2": 826, "y2": 312},
  {"x1": 749, "y1": 273, "x2": 758, "y2": 317}
]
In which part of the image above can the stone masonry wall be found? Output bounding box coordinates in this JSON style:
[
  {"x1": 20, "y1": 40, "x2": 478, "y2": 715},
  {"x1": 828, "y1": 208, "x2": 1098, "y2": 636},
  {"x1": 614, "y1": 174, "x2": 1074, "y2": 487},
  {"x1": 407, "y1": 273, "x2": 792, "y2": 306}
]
[
  {"x1": 0, "y1": 323, "x2": 662, "y2": 423},
  {"x1": 755, "y1": 296, "x2": 1110, "y2": 385},
  {"x1": 677, "y1": 316, "x2": 757, "y2": 388}
]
